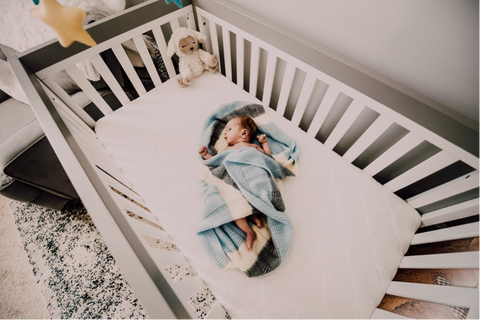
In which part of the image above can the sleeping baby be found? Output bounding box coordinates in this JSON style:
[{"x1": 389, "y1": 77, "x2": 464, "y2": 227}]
[{"x1": 198, "y1": 116, "x2": 271, "y2": 251}]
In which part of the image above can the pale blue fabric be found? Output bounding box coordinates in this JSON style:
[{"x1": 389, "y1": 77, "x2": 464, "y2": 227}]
[
  {"x1": 200, "y1": 101, "x2": 299, "y2": 161},
  {"x1": 197, "y1": 101, "x2": 299, "y2": 275}
]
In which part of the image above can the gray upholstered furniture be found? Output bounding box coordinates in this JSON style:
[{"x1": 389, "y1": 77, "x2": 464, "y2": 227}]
[
  {"x1": 0, "y1": 41, "x2": 123, "y2": 210},
  {"x1": 0, "y1": 88, "x2": 79, "y2": 209},
  {"x1": 0, "y1": 42, "x2": 166, "y2": 210},
  {"x1": 0, "y1": 79, "x2": 129, "y2": 209}
]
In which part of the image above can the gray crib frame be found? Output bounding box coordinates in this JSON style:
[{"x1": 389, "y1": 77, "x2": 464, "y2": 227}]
[{"x1": 8, "y1": 0, "x2": 479, "y2": 318}]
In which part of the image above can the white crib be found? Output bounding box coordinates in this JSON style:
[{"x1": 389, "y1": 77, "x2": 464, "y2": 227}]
[{"x1": 8, "y1": 0, "x2": 479, "y2": 318}]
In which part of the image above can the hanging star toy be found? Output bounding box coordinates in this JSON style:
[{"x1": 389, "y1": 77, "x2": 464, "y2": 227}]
[
  {"x1": 165, "y1": 0, "x2": 183, "y2": 9},
  {"x1": 30, "y1": 0, "x2": 96, "y2": 48}
]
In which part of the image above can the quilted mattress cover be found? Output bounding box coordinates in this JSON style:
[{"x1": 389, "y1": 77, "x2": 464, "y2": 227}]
[{"x1": 95, "y1": 72, "x2": 421, "y2": 319}]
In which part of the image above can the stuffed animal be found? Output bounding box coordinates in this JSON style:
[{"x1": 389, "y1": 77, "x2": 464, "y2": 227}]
[{"x1": 167, "y1": 27, "x2": 218, "y2": 86}]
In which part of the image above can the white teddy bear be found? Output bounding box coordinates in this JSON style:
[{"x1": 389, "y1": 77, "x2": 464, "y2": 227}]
[{"x1": 167, "y1": 27, "x2": 219, "y2": 86}]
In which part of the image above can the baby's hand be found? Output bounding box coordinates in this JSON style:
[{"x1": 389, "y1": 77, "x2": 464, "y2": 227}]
[
  {"x1": 198, "y1": 146, "x2": 209, "y2": 157},
  {"x1": 257, "y1": 134, "x2": 268, "y2": 144}
]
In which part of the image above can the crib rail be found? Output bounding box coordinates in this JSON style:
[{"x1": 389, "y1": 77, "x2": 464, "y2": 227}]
[
  {"x1": 194, "y1": 2, "x2": 478, "y2": 186},
  {"x1": 32, "y1": 3, "x2": 197, "y2": 126},
  {"x1": 11, "y1": 46, "x2": 229, "y2": 320},
  {"x1": 194, "y1": 3, "x2": 479, "y2": 202},
  {"x1": 194, "y1": 1, "x2": 478, "y2": 318},
  {"x1": 9, "y1": 55, "x2": 180, "y2": 318},
  {"x1": 9, "y1": 2, "x2": 231, "y2": 319},
  {"x1": 10, "y1": 0, "x2": 478, "y2": 318}
]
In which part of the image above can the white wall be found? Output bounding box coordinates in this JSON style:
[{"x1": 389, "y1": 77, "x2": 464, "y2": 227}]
[{"x1": 224, "y1": 0, "x2": 479, "y2": 127}]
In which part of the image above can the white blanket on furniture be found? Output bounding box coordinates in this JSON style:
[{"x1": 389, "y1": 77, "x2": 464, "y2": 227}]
[{"x1": 95, "y1": 72, "x2": 421, "y2": 319}]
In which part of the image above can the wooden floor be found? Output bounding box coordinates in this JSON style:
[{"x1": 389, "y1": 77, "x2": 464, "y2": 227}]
[{"x1": 378, "y1": 237, "x2": 479, "y2": 319}]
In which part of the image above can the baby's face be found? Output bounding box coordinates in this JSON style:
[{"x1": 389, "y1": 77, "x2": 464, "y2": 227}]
[{"x1": 224, "y1": 118, "x2": 245, "y2": 146}]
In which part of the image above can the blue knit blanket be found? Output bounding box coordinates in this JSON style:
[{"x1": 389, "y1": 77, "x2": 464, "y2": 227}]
[{"x1": 197, "y1": 101, "x2": 299, "y2": 277}]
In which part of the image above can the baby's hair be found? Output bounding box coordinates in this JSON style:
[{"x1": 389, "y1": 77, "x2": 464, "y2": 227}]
[{"x1": 238, "y1": 116, "x2": 257, "y2": 141}]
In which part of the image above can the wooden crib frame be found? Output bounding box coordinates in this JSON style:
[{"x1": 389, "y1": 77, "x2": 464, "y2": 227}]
[{"x1": 8, "y1": 0, "x2": 479, "y2": 318}]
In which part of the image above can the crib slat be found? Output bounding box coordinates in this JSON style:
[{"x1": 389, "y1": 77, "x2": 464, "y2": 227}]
[
  {"x1": 249, "y1": 43, "x2": 260, "y2": 96},
  {"x1": 386, "y1": 281, "x2": 476, "y2": 308},
  {"x1": 139, "y1": 233, "x2": 184, "y2": 262},
  {"x1": 306, "y1": 86, "x2": 340, "y2": 137},
  {"x1": 420, "y1": 199, "x2": 479, "y2": 227},
  {"x1": 142, "y1": 237, "x2": 185, "y2": 264},
  {"x1": 384, "y1": 151, "x2": 457, "y2": 192},
  {"x1": 399, "y1": 251, "x2": 479, "y2": 269},
  {"x1": 324, "y1": 100, "x2": 365, "y2": 149},
  {"x1": 467, "y1": 289, "x2": 479, "y2": 319},
  {"x1": 32, "y1": 4, "x2": 192, "y2": 79},
  {"x1": 74, "y1": 133, "x2": 112, "y2": 162},
  {"x1": 54, "y1": 109, "x2": 99, "y2": 145},
  {"x1": 262, "y1": 53, "x2": 277, "y2": 107},
  {"x1": 133, "y1": 35, "x2": 162, "y2": 87},
  {"x1": 112, "y1": 44, "x2": 147, "y2": 96},
  {"x1": 58, "y1": 126, "x2": 108, "y2": 172},
  {"x1": 408, "y1": 171, "x2": 479, "y2": 209},
  {"x1": 89, "y1": 158, "x2": 128, "y2": 185},
  {"x1": 276, "y1": 63, "x2": 296, "y2": 116},
  {"x1": 104, "y1": 172, "x2": 142, "y2": 199},
  {"x1": 12, "y1": 45, "x2": 194, "y2": 319},
  {"x1": 104, "y1": 172, "x2": 147, "y2": 206},
  {"x1": 152, "y1": 26, "x2": 176, "y2": 78},
  {"x1": 170, "y1": 19, "x2": 181, "y2": 32},
  {"x1": 129, "y1": 221, "x2": 168, "y2": 249},
  {"x1": 141, "y1": 218, "x2": 175, "y2": 240},
  {"x1": 363, "y1": 132, "x2": 424, "y2": 177},
  {"x1": 343, "y1": 116, "x2": 393, "y2": 163},
  {"x1": 81, "y1": 150, "x2": 120, "y2": 183},
  {"x1": 55, "y1": 105, "x2": 97, "y2": 140},
  {"x1": 119, "y1": 196, "x2": 155, "y2": 222},
  {"x1": 89, "y1": 54, "x2": 131, "y2": 105},
  {"x1": 371, "y1": 308, "x2": 411, "y2": 319},
  {"x1": 94, "y1": 165, "x2": 131, "y2": 191},
  {"x1": 70, "y1": 132, "x2": 103, "y2": 159},
  {"x1": 236, "y1": 35, "x2": 245, "y2": 89},
  {"x1": 166, "y1": 277, "x2": 209, "y2": 305},
  {"x1": 411, "y1": 222, "x2": 479, "y2": 245},
  {"x1": 94, "y1": 159, "x2": 138, "y2": 191},
  {"x1": 86, "y1": 151, "x2": 129, "y2": 185},
  {"x1": 222, "y1": 28, "x2": 232, "y2": 81},
  {"x1": 65, "y1": 127, "x2": 115, "y2": 165},
  {"x1": 204, "y1": 300, "x2": 228, "y2": 320},
  {"x1": 43, "y1": 78, "x2": 96, "y2": 127},
  {"x1": 291, "y1": 73, "x2": 316, "y2": 127},
  {"x1": 197, "y1": 14, "x2": 213, "y2": 54},
  {"x1": 136, "y1": 221, "x2": 172, "y2": 243},
  {"x1": 149, "y1": 245, "x2": 190, "y2": 266},
  {"x1": 208, "y1": 19, "x2": 222, "y2": 74},
  {"x1": 128, "y1": 219, "x2": 164, "y2": 241},
  {"x1": 55, "y1": 107, "x2": 94, "y2": 141},
  {"x1": 186, "y1": 12, "x2": 195, "y2": 30},
  {"x1": 65, "y1": 65, "x2": 113, "y2": 115}
]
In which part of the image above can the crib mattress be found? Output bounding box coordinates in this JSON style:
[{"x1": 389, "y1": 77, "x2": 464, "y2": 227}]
[{"x1": 95, "y1": 72, "x2": 421, "y2": 319}]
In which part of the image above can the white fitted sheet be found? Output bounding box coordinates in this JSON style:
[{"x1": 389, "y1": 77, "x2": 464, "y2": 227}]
[{"x1": 95, "y1": 72, "x2": 421, "y2": 319}]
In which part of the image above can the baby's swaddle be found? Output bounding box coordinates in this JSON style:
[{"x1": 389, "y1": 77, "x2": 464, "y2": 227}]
[{"x1": 197, "y1": 101, "x2": 299, "y2": 277}]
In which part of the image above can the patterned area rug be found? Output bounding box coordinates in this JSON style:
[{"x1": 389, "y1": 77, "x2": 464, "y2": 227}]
[{"x1": 9, "y1": 200, "x2": 147, "y2": 319}]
